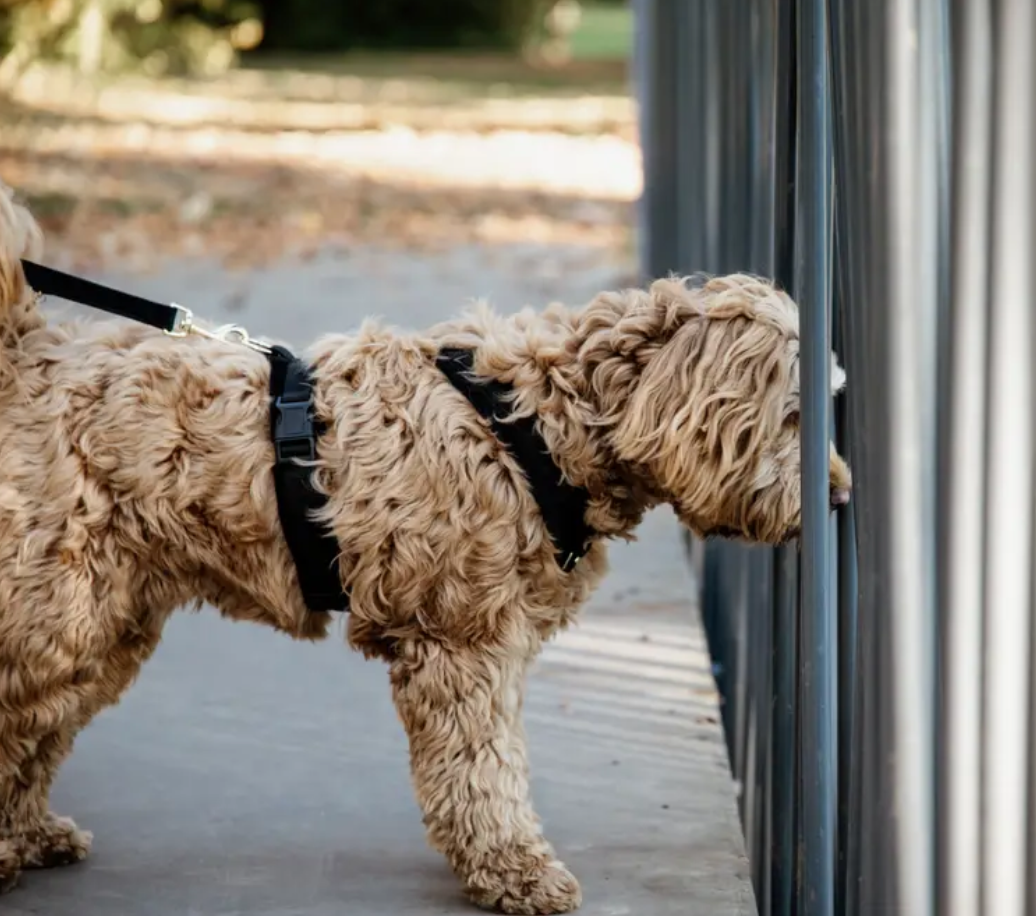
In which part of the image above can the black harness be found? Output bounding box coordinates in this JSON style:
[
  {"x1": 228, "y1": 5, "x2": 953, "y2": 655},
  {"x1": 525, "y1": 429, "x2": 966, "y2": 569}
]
[
  {"x1": 20, "y1": 261, "x2": 595, "y2": 613},
  {"x1": 436, "y1": 348, "x2": 592, "y2": 573},
  {"x1": 266, "y1": 345, "x2": 347, "y2": 612}
]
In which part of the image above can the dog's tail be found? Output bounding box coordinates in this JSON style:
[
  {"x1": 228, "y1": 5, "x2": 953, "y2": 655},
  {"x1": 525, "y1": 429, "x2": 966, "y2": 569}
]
[{"x1": 0, "y1": 183, "x2": 44, "y2": 349}]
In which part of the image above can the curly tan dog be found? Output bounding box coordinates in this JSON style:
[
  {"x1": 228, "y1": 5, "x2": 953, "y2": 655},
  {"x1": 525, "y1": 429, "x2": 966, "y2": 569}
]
[{"x1": 0, "y1": 186, "x2": 851, "y2": 913}]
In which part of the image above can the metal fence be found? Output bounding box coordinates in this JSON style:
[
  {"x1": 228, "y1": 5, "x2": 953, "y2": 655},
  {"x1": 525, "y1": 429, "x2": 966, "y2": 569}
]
[{"x1": 633, "y1": 1, "x2": 1035, "y2": 914}]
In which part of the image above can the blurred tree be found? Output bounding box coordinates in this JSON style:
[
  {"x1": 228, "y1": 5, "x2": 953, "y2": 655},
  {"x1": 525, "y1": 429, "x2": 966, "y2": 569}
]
[
  {"x1": 0, "y1": 0, "x2": 561, "y2": 78},
  {"x1": 256, "y1": 0, "x2": 553, "y2": 54},
  {"x1": 0, "y1": 0, "x2": 263, "y2": 79}
]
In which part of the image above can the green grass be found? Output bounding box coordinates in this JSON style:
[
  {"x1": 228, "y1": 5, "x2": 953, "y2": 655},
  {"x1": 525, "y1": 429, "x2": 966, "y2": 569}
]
[
  {"x1": 236, "y1": 2, "x2": 633, "y2": 95},
  {"x1": 569, "y1": 2, "x2": 633, "y2": 61},
  {"x1": 234, "y1": 49, "x2": 629, "y2": 102}
]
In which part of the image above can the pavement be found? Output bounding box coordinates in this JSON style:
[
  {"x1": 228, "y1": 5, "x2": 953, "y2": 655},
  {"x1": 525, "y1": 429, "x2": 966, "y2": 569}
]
[{"x1": 9, "y1": 243, "x2": 755, "y2": 916}]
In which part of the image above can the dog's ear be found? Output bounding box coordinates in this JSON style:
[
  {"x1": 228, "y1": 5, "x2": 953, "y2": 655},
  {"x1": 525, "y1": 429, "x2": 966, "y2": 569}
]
[
  {"x1": 574, "y1": 278, "x2": 703, "y2": 424},
  {"x1": 611, "y1": 307, "x2": 795, "y2": 522},
  {"x1": 577, "y1": 277, "x2": 700, "y2": 362},
  {"x1": 609, "y1": 313, "x2": 713, "y2": 489}
]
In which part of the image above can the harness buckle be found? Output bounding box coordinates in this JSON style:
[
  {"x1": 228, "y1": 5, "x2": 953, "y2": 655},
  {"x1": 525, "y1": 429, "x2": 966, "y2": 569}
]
[
  {"x1": 273, "y1": 397, "x2": 316, "y2": 463},
  {"x1": 560, "y1": 551, "x2": 583, "y2": 572}
]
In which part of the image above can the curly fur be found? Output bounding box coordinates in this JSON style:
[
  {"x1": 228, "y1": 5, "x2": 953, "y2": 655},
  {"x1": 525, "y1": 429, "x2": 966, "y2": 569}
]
[{"x1": 0, "y1": 186, "x2": 850, "y2": 913}]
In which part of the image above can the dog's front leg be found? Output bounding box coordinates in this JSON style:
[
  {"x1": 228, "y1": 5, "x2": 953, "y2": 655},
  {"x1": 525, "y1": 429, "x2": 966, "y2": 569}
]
[
  {"x1": 391, "y1": 642, "x2": 581, "y2": 915},
  {"x1": 0, "y1": 723, "x2": 92, "y2": 892}
]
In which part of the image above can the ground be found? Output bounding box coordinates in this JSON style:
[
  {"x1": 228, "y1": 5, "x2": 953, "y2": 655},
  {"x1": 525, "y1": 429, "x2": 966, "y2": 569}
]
[{"x1": 5, "y1": 247, "x2": 755, "y2": 916}]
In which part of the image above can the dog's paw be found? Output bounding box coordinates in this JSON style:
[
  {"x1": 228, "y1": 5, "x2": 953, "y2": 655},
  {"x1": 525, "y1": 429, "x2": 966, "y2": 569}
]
[
  {"x1": 466, "y1": 858, "x2": 582, "y2": 915},
  {"x1": 0, "y1": 839, "x2": 21, "y2": 893},
  {"x1": 21, "y1": 814, "x2": 93, "y2": 870}
]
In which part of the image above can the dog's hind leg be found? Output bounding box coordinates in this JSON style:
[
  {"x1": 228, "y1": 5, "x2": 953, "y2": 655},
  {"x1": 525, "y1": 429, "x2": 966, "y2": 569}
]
[
  {"x1": 0, "y1": 624, "x2": 158, "y2": 891},
  {"x1": 391, "y1": 641, "x2": 581, "y2": 915}
]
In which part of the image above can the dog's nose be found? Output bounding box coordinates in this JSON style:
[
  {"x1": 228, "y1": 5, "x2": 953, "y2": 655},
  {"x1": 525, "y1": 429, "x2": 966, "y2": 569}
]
[{"x1": 830, "y1": 486, "x2": 851, "y2": 509}]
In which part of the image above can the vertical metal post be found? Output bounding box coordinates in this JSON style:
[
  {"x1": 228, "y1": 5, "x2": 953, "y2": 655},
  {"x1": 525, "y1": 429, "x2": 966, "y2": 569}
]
[
  {"x1": 981, "y1": 2, "x2": 1036, "y2": 915},
  {"x1": 634, "y1": 0, "x2": 678, "y2": 283},
  {"x1": 938, "y1": 0, "x2": 992, "y2": 914},
  {"x1": 745, "y1": 1, "x2": 780, "y2": 905},
  {"x1": 749, "y1": 0, "x2": 778, "y2": 278},
  {"x1": 727, "y1": 551, "x2": 751, "y2": 784},
  {"x1": 717, "y1": 0, "x2": 753, "y2": 276},
  {"x1": 885, "y1": 0, "x2": 939, "y2": 895},
  {"x1": 831, "y1": 210, "x2": 858, "y2": 916},
  {"x1": 675, "y1": 0, "x2": 707, "y2": 274},
  {"x1": 746, "y1": 548, "x2": 774, "y2": 909},
  {"x1": 724, "y1": 0, "x2": 758, "y2": 797},
  {"x1": 770, "y1": 545, "x2": 799, "y2": 916},
  {"x1": 700, "y1": 0, "x2": 722, "y2": 273},
  {"x1": 1029, "y1": 570, "x2": 1036, "y2": 916},
  {"x1": 826, "y1": 0, "x2": 939, "y2": 913},
  {"x1": 826, "y1": 8, "x2": 870, "y2": 915},
  {"x1": 770, "y1": 1, "x2": 800, "y2": 910},
  {"x1": 914, "y1": 0, "x2": 948, "y2": 907},
  {"x1": 794, "y1": 0, "x2": 835, "y2": 913}
]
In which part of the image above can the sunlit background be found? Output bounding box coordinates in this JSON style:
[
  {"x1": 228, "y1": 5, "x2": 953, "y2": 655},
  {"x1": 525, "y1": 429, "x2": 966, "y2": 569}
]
[{"x1": 0, "y1": 0, "x2": 639, "y2": 276}]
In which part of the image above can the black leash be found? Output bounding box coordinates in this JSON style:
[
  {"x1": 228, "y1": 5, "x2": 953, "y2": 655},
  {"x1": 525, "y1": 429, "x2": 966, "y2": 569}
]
[{"x1": 21, "y1": 260, "x2": 189, "y2": 333}]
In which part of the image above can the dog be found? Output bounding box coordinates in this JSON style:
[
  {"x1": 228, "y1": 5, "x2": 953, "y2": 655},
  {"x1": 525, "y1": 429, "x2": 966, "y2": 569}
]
[{"x1": 0, "y1": 185, "x2": 851, "y2": 914}]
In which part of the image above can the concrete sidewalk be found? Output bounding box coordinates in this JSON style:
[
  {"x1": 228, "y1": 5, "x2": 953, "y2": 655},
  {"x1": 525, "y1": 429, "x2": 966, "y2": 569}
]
[{"x1": 11, "y1": 246, "x2": 755, "y2": 916}]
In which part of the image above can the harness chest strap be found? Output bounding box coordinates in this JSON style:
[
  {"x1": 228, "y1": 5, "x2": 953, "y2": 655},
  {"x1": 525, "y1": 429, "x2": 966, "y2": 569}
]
[
  {"x1": 435, "y1": 348, "x2": 593, "y2": 573},
  {"x1": 267, "y1": 345, "x2": 349, "y2": 612}
]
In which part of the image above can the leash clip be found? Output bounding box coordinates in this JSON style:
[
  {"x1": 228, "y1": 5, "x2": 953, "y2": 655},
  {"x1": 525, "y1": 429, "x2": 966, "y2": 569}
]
[
  {"x1": 164, "y1": 303, "x2": 194, "y2": 337},
  {"x1": 272, "y1": 397, "x2": 317, "y2": 463},
  {"x1": 164, "y1": 303, "x2": 272, "y2": 354}
]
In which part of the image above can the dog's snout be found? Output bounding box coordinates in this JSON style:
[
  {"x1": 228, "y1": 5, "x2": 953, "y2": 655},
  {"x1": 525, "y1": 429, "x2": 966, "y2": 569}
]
[{"x1": 830, "y1": 485, "x2": 851, "y2": 510}]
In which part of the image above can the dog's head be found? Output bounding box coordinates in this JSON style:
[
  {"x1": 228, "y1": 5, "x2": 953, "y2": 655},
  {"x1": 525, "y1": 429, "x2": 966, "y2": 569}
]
[{"x1": 600, "y1": 274, "x2": 850, "y2": 545}]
